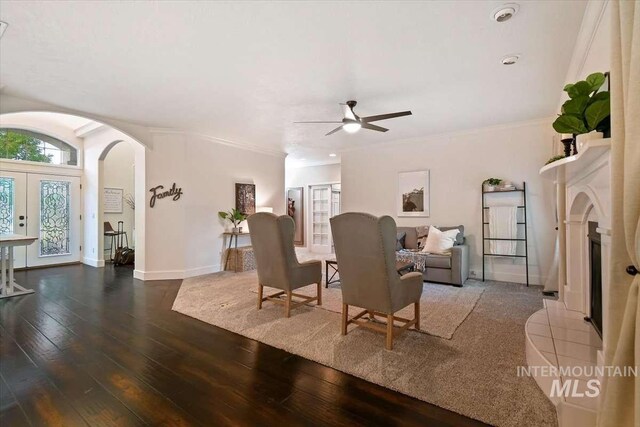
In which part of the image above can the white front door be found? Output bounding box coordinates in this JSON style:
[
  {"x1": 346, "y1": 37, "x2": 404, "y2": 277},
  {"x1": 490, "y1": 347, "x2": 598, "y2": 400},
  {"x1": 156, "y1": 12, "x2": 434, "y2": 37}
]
[
  {"x1": 26, "y1": 174, "x2": 81, "y2": 267},
  {"x1": 0, "y1": 171, "x2": 81, "y2": 268},
  {"x1": 0, "y1": 171, "x2": 28, "y2": 268},
  {"x1": 310, "y1": 185, "x2": 331, "y2": 253}
]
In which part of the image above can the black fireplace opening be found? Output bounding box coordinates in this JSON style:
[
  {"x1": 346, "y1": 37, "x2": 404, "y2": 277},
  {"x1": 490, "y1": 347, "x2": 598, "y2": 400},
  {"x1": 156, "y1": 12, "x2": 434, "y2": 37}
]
[{"x1": 588, "y1": 221, "x2": 603, "y2": 338}]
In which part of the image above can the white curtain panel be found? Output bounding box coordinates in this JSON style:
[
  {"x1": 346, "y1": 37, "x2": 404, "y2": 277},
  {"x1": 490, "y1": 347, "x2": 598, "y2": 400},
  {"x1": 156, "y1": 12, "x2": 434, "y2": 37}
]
[{"x1": 598, "y1": 1, "x2": 640, "y2": 426}]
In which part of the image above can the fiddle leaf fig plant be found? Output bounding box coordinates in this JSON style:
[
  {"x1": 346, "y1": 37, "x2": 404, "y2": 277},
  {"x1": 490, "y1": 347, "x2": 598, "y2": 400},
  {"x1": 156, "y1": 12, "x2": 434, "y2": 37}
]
[
  {"x1": 553, "y1": 72, "x2": 610, "y2": 136},
  {"x1": 218, "y1": 208, "x2": 247, "y2": 227}
]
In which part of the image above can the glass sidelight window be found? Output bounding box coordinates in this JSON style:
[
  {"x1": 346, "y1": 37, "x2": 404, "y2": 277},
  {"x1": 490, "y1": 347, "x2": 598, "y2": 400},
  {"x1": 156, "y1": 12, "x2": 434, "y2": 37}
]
[
  {"x1": 39, "y1": 180, "x2": 71, "y2": 256},
  {"x1": 0, "y1": 177, "x2": 14, "y2": 234}
]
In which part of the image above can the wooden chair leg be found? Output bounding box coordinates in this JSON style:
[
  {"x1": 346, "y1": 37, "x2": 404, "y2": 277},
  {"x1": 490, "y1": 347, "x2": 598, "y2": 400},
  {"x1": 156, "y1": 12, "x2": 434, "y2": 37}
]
[
  {"x1": 341, "y1": 304, "x2": 348, "y2": 335},
  {"x1": 285, "y1": 291, "x2": 292, "y2": 318},
  {"x1": 368, "y1": 310, "x2": 375, "y2": 320},
  {"x1": 415, "y1": 301, "x2": 420, "y2": 330},
  {"x1": 386, "y1": 314, "x2": 394, "y2": 350},
  {"x1": 257, "y1": 284, "x2": 263, "y2": 309},
  {"x1": 317, "y1": 282, "x2": 322, "y2": 305}
]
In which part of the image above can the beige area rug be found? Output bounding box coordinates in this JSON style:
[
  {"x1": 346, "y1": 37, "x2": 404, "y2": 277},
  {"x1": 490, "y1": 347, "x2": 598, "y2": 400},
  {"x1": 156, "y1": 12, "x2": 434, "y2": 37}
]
[
  {"x1": 172, "y1": 271, "x2": 557, "y2": 427},
  {"x1": 252, "y1": 281, "x2": 483, "y2": 339}
]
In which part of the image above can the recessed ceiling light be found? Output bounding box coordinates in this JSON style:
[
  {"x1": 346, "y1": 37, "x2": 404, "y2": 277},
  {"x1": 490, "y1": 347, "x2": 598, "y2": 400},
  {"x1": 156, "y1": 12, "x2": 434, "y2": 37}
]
[
  {"x1": 491, "y1": 4, "x2": 519, "y2": 22},
  {"x1": 329, "y1": 153, "x2": 337, "y2": 157},
  {"x1": 0, "y1": 22, "x2": 8, "y2": 39},
  {"x1": 501, "y1": 55, "x2": 520, "y2": 65},
  {"x1": 300, "y1": 158, "x2": 306, "y2": 161}
]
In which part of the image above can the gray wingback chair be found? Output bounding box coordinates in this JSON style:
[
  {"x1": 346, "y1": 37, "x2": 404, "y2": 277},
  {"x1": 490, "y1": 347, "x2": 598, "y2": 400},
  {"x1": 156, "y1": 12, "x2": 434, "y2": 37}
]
[
  {"x1": 248, "y1": 212, "x2": 322, "y2": 317},
  {"x1": 330, "y1": 212, "x2": 424, "y2": 350}
]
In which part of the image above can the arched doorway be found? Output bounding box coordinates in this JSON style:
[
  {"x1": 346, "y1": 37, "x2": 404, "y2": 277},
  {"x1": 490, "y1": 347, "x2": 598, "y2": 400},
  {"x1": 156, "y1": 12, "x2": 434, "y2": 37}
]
[{"x1": 0, "y1": 111, "x2": 147, "y2": 274}]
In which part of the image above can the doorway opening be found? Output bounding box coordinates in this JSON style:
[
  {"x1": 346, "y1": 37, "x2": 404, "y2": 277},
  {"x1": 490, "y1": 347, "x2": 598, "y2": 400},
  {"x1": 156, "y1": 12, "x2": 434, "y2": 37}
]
[{"x1": 284, "y1": 159, "x2": 341, "y2": 255}]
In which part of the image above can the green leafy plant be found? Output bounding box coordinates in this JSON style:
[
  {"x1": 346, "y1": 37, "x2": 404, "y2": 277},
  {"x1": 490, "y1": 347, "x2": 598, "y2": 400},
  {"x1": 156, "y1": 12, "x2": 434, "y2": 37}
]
[
  {"x1": 545, "y1": 155, "x2": 566, "y2": 165},
  {"x1": 483, "y1": 178, "x2": 502, "y2": 186},
  {"x1": 552, "y1": 72, "x2": 610, "y2": 135},
  {"x1": 218, "y1": 208, "x2": 247, "y2": 228}
]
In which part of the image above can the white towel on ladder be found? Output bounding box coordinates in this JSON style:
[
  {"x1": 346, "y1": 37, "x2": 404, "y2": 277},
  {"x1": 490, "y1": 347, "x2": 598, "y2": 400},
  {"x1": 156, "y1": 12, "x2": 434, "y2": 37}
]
[{"x1": 489, "y1": 206, "x2": 518, "y2": 255}]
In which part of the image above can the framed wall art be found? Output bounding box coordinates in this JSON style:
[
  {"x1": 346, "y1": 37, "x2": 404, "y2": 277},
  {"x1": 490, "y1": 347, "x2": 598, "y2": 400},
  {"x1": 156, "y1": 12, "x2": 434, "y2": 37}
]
[
  {"x1": 235, "y1": 183, "x2": 256, "y2": 215},
  {"x1": 397, "y1": 170, "x2": 430, "y2": 217}
]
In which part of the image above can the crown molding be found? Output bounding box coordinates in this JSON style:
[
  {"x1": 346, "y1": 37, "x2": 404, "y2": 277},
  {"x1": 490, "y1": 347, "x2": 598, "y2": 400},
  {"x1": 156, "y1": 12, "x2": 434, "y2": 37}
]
[
  {"x1": 148, "y1": 127, "x2": 286, "y2": 158},
  {"x1": 286, "y1": 159, "x2": 341, "y2": 168}
]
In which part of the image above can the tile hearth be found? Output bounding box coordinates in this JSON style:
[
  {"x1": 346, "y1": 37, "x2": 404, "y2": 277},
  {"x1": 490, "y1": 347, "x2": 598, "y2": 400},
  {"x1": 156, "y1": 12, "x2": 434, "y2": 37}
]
[{"x1": 525, "y1": 299, "x2": 603, "y2": 425}]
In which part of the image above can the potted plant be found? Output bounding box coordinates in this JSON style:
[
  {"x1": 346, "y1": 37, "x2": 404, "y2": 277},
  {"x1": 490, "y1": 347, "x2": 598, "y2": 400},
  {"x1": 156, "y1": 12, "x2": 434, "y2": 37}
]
[
  {"x1": 483, "y1": 178, "x2": 502, "y2": 192},
  {"x1": 218, "y1": 208, "x2": 248, "y2": 233},
  {"x1": 552, "y1": 72, "x2": 610, "y2": 151}
]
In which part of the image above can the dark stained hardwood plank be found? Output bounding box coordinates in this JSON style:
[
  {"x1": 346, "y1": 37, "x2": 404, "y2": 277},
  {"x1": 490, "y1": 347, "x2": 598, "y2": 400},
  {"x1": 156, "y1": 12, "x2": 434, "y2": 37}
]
[{"x1": 0, "y1": 265, "x2": 490, "y2": 427}]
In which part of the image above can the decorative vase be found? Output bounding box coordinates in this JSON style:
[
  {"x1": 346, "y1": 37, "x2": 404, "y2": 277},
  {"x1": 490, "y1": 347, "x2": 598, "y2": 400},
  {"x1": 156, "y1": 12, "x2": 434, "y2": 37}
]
[
  {"x1": 232, "y1": 227, "x2": 240, "y2": 233},
  {"x1": 484, "y1": 184, "x2": 495, "y2": 192}
]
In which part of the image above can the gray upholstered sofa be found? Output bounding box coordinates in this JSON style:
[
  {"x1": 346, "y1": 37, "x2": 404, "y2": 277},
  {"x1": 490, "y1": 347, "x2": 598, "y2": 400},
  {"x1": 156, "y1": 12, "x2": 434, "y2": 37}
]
[{"x1": 396, "y1": 226, "x2": 469, "y2": 287}]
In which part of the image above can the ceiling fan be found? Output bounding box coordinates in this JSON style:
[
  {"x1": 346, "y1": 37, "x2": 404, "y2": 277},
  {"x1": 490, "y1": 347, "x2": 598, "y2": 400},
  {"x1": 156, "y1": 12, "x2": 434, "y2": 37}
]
[{"x1": 294, "y1": 100, "x2": 412, "y2": 136}]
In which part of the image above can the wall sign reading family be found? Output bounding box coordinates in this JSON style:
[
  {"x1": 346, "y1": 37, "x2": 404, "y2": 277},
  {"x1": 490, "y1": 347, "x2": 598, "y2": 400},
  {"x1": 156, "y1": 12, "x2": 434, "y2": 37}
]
[{"x1": 149, "y1": 183, "x2": 183, "y2": 208}]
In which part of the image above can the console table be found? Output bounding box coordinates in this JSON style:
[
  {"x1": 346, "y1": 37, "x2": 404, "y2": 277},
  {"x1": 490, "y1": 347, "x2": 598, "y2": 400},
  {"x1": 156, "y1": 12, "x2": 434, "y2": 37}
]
[{"x1": 1, "y1": 234, "x2": 37, "y2": 299}]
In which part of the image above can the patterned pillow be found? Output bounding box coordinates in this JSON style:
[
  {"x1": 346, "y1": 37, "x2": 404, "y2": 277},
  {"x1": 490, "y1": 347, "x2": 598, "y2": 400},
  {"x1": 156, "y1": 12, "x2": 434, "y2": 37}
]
[{"x1": 396, "y1": 232, "x2": 407, "y2": 251}]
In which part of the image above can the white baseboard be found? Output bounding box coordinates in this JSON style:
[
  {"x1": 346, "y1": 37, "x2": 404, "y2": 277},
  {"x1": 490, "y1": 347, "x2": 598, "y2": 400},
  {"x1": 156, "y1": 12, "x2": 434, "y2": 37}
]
[
  {"x1": 471, "y1": 266, "x2": 544, "y2": 285},
  {"x1": 83, "y1": 257, "x2": 105, "y2": 268},
  {"x1": 133, "y1": 264, "x2": 221, "y2": 281}
]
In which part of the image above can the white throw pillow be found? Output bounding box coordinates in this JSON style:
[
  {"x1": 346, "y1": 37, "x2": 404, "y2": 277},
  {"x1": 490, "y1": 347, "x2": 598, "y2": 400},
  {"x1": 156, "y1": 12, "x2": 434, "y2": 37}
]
[{"x1": 421, "y1": 226, "x2": 458, "y2": 254}]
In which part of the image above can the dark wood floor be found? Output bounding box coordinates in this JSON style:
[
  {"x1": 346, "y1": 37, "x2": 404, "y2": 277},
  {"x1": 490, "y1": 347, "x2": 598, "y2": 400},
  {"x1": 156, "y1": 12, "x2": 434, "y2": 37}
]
[{"x1": 0, "y1": 264, "x2": 489, "y2": 427}]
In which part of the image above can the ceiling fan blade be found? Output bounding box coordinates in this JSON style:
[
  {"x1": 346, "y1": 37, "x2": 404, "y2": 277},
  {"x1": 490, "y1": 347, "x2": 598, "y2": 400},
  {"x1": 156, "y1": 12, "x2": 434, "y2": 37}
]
[
  {"x1": 361, "y1": 122, "x2": 389, "y2": 132},
  {"x1": 325, "y1": 125, "x2": 344, "y2": 136},
  {"x1": 361, "y1": 111, "x2": 412, "y2": 123},
  {"x1": 294, "y1": 121, "x2": 342, "y2": 123}
]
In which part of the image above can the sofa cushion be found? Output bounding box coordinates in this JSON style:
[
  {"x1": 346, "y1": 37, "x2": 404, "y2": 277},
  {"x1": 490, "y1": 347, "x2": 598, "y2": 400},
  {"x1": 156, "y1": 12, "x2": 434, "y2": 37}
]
[
  {"x1": 438, "y1": 225, "x2": 465, "y2": 245},
  {"x1": 424, "y1": 254, "x2": 452, "y2": 269},
  {"x1": 396, "y1": 226, "x2": 419, "y2": 249},
  {"x1": 396, "y1": 232, "x2": 406, "y2": 250},
  {"x1": 422, "y1": 226, "x2": 457, "y2": 254}
]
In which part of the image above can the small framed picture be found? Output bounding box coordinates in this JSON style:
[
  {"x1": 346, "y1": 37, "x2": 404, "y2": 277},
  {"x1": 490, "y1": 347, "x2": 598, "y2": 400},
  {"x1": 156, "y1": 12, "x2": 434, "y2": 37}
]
[
  {"x1": 398, "y1": 170, "x2": 430, "y2": 217},
  {"x1": 235, "y1": 183, "x2": 256, "y2": 215}
]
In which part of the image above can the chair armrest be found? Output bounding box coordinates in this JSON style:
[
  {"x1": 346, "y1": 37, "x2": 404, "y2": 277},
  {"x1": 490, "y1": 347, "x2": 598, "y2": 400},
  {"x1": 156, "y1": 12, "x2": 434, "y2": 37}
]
[
  {"x1": 450, "y1": 245, "x2": 469, "y2": 286},
  {"x1": 290, "y1": 260, "x2": 322, "y2": 289}
]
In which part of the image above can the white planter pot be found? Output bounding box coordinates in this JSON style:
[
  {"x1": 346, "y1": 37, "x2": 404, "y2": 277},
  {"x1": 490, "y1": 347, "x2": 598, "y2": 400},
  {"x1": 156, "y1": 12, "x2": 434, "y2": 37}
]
[{"x1": 577, "y1": 132, "x2": 604, "y2": 149}]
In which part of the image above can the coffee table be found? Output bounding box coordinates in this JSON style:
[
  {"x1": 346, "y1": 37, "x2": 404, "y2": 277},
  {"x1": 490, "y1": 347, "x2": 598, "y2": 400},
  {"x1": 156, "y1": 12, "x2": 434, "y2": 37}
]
[{"x1": 325, "y1": 259, "x2": 416, "y2": 288}]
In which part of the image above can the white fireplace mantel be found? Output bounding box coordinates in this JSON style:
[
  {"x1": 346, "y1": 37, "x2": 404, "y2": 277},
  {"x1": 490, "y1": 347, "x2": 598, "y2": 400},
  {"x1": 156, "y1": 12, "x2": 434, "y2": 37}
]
[
  {"x1": 539, "y1": 138, "x2": 611, "y2": 184},
  {"x1": 527, "y1": 137, "x2": 612, "y2": 427}
]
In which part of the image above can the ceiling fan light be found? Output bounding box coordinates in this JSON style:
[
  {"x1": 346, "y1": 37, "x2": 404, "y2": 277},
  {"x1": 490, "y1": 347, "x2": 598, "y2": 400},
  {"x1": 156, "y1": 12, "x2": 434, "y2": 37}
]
[{"x1": 343, "y1": 122, "x2": 361, "y2": 134}]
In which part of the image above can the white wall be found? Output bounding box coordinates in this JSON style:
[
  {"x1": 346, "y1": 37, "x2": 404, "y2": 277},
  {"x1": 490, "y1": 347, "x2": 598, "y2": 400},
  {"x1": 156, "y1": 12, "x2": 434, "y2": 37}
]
[
  {"x1": 103, "y1": 141, "x2": 136, "y2": 248},
  {"x1": 341, "y1": 119, "x2": 556, "y2": 285},
  {"x1": 285, "y1": 163, "x2": 341, "y2": 248},
  {"x1": 181, "y1": 134, "x2": 285, "y2": 275}
]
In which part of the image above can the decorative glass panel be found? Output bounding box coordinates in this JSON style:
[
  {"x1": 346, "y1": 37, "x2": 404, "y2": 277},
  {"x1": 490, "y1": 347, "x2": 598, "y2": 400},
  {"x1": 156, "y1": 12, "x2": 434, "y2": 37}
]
[
  {"x1": 0, "y1": 177, "x2": 14, "y2": 234},
  {"x1": 40, "y1": 180, "x2": 70, "y2": 256}
]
